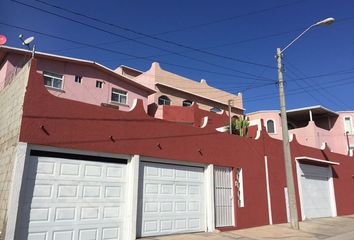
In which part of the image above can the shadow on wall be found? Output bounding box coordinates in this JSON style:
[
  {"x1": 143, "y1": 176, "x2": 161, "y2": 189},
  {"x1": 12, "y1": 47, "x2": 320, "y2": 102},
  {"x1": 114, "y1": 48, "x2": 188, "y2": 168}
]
[{"x1": 148, "y1": 103, "x2": 158, "y2": 117}]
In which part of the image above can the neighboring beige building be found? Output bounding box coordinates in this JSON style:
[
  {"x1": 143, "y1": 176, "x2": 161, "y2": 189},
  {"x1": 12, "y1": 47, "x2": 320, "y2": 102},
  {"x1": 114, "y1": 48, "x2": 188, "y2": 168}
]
[
  {"x1": 117, "y1": 62, "x2": 244, "y2": 119},
  {"x1": 0, "y1": 61, "x2": 31, "y2": 237}
]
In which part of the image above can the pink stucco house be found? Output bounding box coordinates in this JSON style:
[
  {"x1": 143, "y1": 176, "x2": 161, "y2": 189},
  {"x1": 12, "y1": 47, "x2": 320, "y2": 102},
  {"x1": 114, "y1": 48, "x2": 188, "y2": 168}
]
[
  {"x1": 248, "y1": 105, "x2": 354, "y2": 155},
  {"x1": 0, "y1": 46, "x2": 155, "y2": 111}
]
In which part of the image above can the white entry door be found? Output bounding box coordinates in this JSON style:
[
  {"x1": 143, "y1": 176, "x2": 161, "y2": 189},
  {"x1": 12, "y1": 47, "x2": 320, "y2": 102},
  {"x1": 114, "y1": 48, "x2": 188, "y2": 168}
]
[
  {"x1": 137, "y1": 161, "x2": 205, "y2": 237},
  {"x1": 17, "y1": 156, "x2": 127, "y2": 240},
  {"x1": 298, "y1": 163, "x2": 336, "y2": 219},
  {"x1": 214, "y1": 167, "x2": 234, "y2": 227}
]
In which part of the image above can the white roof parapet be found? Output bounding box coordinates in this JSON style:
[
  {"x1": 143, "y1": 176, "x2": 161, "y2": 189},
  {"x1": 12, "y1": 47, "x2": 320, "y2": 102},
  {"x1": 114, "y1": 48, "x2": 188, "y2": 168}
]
[
  {"x1": 247, "y1": 110, "x2": 280, "y2": 115},
  {"x1": 286, "y1": 105, "x2": 339, "y2": 116}
]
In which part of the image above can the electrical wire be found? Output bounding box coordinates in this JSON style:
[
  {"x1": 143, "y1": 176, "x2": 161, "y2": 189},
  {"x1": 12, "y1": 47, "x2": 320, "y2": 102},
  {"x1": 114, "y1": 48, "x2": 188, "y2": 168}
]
[
  {"x1": 34, "y1": 0, "x2": 303, "y2": 62},
  {"x1": 9, "y1": 0, "x2": 276, "y2": 78},
  {"x1": 0, "y1": 22, "x2": 275, "y2": 83},
  {"x1": 284, "y1": 59, "x2": 351, "y2": 109},
  {"x1": 244, "y1": 75, "x2": 354, "y2": 103}
]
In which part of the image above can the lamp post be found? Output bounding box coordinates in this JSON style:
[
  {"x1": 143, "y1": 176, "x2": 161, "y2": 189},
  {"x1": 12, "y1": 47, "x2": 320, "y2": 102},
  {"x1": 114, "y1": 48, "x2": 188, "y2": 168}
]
[{"x1": 276, "y1": 17, "x2": 335, "y2": 230}]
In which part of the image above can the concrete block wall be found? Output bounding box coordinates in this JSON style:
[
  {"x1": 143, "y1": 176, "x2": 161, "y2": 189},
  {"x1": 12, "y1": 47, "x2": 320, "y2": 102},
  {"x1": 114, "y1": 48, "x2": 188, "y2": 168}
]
[{"x1": 0, "y1": 61, "x2": 31, "y2": 238}]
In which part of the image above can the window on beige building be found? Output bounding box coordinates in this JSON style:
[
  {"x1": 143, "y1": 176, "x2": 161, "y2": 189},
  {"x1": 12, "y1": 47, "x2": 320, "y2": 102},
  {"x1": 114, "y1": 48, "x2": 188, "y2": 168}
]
[
  {"x1": 210, "y1": 107, "x2": 221, "y2": 113},
  {"x1": 158, "y1": 95, "x2": 171, "y2": 105},
  {"x1": 182, "y1": 100, "x2": 193, "y2": 107}
]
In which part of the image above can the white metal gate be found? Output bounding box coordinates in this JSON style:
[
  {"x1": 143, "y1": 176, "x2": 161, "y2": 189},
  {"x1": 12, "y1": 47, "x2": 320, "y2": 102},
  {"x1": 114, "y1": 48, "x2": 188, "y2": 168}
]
[{"x1": 214, "y1": 167, "x2": 234, "y2": 227}]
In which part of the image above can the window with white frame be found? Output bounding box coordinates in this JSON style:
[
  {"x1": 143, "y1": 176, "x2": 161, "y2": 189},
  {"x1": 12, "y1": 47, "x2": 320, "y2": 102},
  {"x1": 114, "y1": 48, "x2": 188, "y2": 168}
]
[
  {"x1": 266, "y1": 119, "x2": 275, "y2": 134},
  {"x1": 43, "y1": 71, "x2": 63, "y2": 89},
  {"x1": 96, "y1": 81, "x2": 103, "y2": 88},
  {"x1": 111, "y1": 88, "x2": 127, "y2": 104},
  {"x1": 344, "y1": 116, "x2": 353, "y2": 134},
  {"x1": 75, "y1": 75, "x2": 82, "y2": 83}
]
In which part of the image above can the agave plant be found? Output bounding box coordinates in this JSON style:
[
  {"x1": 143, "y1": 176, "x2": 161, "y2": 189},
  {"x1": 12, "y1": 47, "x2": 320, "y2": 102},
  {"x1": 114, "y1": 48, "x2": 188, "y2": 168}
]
[{"x1": 231, "y1": 116, "x2": 250, "y2": 137}]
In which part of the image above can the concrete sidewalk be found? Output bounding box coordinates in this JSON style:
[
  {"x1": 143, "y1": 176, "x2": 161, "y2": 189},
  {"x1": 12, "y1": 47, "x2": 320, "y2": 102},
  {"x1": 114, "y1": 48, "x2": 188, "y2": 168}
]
[{"x1": 139, "y1": 215, "x2": 354, "y2": 240}]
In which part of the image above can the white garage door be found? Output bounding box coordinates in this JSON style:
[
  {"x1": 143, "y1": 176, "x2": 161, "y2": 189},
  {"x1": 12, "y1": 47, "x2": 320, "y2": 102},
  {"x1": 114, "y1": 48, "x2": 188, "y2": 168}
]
[
  {"x1": 137, "y1": 162, "x2": 205, "y2": 237},
  {"x1": 17, "y1": 156, "x2": 127, "y2": 240},
  {"x1": 298, "y1": 163, "x2": 335, "y2": 219}
]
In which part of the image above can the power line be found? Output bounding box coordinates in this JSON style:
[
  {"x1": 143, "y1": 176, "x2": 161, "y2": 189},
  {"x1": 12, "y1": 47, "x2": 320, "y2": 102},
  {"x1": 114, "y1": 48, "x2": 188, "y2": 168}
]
[
  {"x1": 0, "y1": 22, "x2": 277, "y2": 83},
  {"x1": 10, "y1": 0, "x2": 276, "y2": 77},
  {"x1": 206, "y1": 82, "x2": 276, "y2": 101},
  {"x1": 0, "y1": 22, "x2": 276, "y2": 87},
  {"x1": 244, "y1": 74, "x2": 354, "y2": 102},
  {"x1": 143, "y1": 0, "x2": 306, "y2": 36},
  {"x1": 287, "y1": 72, "x2": 327, "y2": 107},
  {"x1": 49, "y1": 14, "x2": 354, "y2": 64},
  {"x1": 41, "y1": 0, "x2": 305, "y2": 55},
  {"x1": 289, "y1": 68, "x2": 354, "y2": 82},
  {"x1": 284, "y1": 59, "x2": 351, "y2": 109}
]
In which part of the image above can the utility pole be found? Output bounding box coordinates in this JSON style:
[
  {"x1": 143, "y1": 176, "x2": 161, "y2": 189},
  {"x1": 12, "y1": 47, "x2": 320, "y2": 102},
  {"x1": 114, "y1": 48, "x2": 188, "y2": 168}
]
[
  {"x1": 276, "y1": 48, "x2": 299, "y2": 230},
  {"x1": 228, "y1": 99, "x2": 234, "y2": 134},
  {"x1": 275, "y1": 17, "x2": 334, "y2": 231}
]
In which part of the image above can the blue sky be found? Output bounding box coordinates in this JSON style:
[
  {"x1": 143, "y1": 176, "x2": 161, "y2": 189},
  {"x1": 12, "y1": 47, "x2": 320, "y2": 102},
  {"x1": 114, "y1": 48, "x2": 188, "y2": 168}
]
[{"x1": 1, "y1": 0, "x2": 353, "y2": 113}]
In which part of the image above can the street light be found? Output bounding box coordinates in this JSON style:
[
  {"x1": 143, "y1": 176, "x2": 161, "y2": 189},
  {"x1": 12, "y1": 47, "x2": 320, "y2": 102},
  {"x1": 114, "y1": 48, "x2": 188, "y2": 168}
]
[{"x1": 276, "y1": 17, "x2": 335, "y2": 230}]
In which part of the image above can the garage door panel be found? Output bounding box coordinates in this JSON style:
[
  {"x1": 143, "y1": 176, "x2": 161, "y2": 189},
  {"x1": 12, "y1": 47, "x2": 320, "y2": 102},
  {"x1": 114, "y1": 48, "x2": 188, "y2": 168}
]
[
  {"x1": 28, "y1": 157, "x2": 125, "y2": 181},
  {"x1": 298, "y1": 163, "x2": 334, "y2": 219},
  {"x1": 143, "y1": 163, "x2": 203, "y2": 182},
  {"x1": 141, "y1": 217, "x2": 202, "y2": 235},
  {"x1": 24, "y1": 223, "x2": 122, "y2": 240},
  {"x1": 138, "y1": 162, "x2": 205, "y2": 237},
  {"x1": 300, "y1": 164, "x2": 330, "y2": 177},
  {"x1": 23, "y1": 179, "x2": 126, "y2": 203},
  {"x1": 18, "y1": 156, "x2": 127, "y2": 240}
]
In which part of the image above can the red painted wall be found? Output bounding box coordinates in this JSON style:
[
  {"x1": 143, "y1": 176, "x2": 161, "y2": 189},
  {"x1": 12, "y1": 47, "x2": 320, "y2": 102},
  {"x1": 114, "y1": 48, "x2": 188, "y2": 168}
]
[
  {"x1": 19, "y1": 59, "x2": 354, "y2": 231},
  {"x1": 161, "y1": 103, "x2": 229, "y2": 129}
]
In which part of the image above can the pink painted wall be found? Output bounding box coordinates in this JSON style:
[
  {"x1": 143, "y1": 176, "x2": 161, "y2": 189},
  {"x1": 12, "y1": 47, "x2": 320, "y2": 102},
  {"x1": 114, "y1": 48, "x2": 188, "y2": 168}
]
[
  {"x1": 248, "y1": 111, "x2": 354, "y2": 155},
  {"x1": 0, "y1": 53, "x2": 31, "y2": 89},
  {"x1": 0, "y1": 52, "x2": 150, "y2": 111},
  {"x1": 248, "y1": 112, "x2": 283, "y2": 140},
  {"x1": 289, "y1": 121, "x2": 333, "y2": 149},
  {"x1": 331, "y1": 112, "x2": 354, "y2": 154}
]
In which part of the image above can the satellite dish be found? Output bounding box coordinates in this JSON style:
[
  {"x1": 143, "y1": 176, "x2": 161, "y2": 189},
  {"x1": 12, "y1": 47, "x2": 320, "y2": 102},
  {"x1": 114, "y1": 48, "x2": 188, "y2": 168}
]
[
  {"x1": 0, "y1": 35, "x2": 7, "y2": 45},
  {"x1": 23, "y1": 36, "x2": 34, "y2": 46}
]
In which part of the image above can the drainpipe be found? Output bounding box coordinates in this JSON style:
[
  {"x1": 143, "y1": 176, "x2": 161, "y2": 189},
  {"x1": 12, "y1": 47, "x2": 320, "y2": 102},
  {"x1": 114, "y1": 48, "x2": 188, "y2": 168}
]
[
  {"x1": 309, "y1": 110, "x2": 313, "y2": 122},
  {"x1": 228, "y1": 99, "x2": 234, "y2": 134}
]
